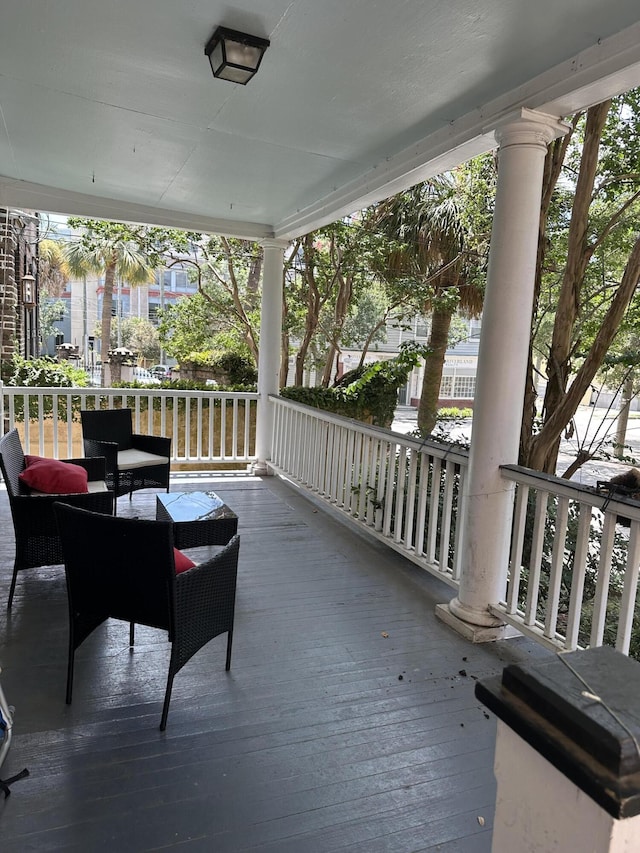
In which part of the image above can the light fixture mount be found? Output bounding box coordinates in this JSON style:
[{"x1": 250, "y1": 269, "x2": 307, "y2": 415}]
[{"x1": 205, "y1": 26, "x2": 270, "y2": 85}]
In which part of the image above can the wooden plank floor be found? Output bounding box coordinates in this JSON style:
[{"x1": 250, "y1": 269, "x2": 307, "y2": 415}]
[{"x1": 0, "y1": 472, "x2": 550, "y2": 852}]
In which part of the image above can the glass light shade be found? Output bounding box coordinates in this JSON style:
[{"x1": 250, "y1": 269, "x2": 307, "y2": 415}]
[
  {"x1": 205, "y1": 26, "x2": 270, "y2": 85},
  {"x1": 21, "y1": 274, "x2": 36, "y2": 307}
]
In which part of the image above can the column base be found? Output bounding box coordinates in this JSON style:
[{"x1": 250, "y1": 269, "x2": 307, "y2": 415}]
[
  {"x1": 435, "y1": 602, "x2": 515, "y2": 643},
  {"x1": 251, "y1": 461, "x2": 273, "y2": 476}
]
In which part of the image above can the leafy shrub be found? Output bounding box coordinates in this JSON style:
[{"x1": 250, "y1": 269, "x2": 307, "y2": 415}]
[
  {"x1": 281, "y1": 342, "x2": 426, "y2": 428},
  {"x1": 210, "y1": 352, "x2": 257, "y2": 385},
  {"x1": 438, "y1": 407, "x2": 473, "y2": 419},
  {"x1": 1, "y1": 355, "x2": 90, "y2": 422},
  {"x1": 178, "y1": 349, "x2": 258, "y2": 386},
  {"x1": 3, "y1": 354, "x2": 88, "y2": 388}
]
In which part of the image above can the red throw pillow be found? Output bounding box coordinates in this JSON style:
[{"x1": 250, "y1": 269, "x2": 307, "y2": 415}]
[
  {"x1": 19, "y1": 458, "x2": 89, "y2": 494},
  {"x1": 25, "y1": 454, "x2": 45, "y2": 466},
  {"x1": 174, "y1": 548, "x2": 196, "y2": 574}
]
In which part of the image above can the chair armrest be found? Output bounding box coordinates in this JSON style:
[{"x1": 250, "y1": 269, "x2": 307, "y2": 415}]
[
  {"x1": 175, "y1": 535, "x2": 240, "y2": 644},
  {"x1": 132, "y1": 434, "x2": 171, "y2": 457},
  {"x1": 62, "y1": 456, "x2": 107, "y2": 482},
  {"x1": 11, "y1": 489, "x2": 114, "y2": 529},
  {"x1": 83, "y1": 439, "x2": 119, "y2": 472}
]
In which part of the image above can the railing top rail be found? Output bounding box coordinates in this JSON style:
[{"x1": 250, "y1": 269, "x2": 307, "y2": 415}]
[
  {"x1": 271, "y1": 394, "x2": 470, "y2": 464},
  {"x1": 501, "y1": 462, "x2": 640, "y2": 522},
  {"x1": 2, "y1": 386, "x2": 259, "y2": 400}
]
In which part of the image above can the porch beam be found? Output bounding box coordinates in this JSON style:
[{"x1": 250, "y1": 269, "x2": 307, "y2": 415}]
[
  {"x1": 254, "y1": 238, "x2": 287, "y2": 474},
  {"x1": 441, "y1": 108, "x2": 569, "y2": 638}
]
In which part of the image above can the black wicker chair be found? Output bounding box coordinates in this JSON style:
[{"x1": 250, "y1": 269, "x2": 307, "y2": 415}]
[
  {"x1": 80, "y1": 408, "x2": 171, "y2": 499},
  {"x1": 53, "y1": 503, "x2": 240, "y2": 731},
  {"x1": 0, "y1": 428, "x2": 114, "y2": 609}
]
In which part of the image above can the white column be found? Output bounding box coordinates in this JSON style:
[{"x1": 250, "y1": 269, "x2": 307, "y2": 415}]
[
  {"x1": 441, "y1": 109, "x2": 568, "y2": 637},
  {"x1": 254, "y1": 238, "x2": 287, "y2": 475}
]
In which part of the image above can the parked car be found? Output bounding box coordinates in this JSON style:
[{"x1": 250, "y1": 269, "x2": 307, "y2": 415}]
[
  {"x1": 132, "y1": 366, "x2": 160, "y2": 385},
  {"x1": 150, "y1": 364, "x2": 172, "y2": 380}
]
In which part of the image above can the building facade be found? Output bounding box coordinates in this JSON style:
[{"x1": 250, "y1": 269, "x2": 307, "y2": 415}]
[{"x1": 0, "y1": 208, "x2": 40, "y2": 369}]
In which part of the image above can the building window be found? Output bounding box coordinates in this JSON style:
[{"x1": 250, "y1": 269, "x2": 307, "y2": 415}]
[
  {"x1": 453, "y1": 376, "x2": 476, "y2": 398},
  {"x1": 439, "y1": 376, "x2": 453, "y2": 397},
  {"x1": 416, "y1": 317, "x2": 429, "y2": 338}
]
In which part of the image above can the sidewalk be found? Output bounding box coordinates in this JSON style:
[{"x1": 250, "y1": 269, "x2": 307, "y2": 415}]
[{"x1": 391, "y1": 404, "x2": 639, "y2": 487}]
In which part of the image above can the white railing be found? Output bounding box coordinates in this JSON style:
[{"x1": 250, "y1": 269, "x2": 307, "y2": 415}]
[
  {"x1": 270, "y1": 395, "x2": 469, "y2": 587},
  {"x1": 499, "y1": 464, "x2": 640, "y2": 656},
  {"x1": 0, "y1": 386, "x2": 258, "y2": 466}
]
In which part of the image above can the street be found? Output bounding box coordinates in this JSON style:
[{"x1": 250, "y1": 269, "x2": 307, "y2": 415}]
[{"x1": 391, "y1": 404, "x2": 640, "y2": 487}]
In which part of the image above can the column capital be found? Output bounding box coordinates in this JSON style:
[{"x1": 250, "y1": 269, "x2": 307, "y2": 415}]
[
  {"x1": 489, "y1": 107, "x2": 570, "y2": 150},
  {"x1": 260, "y1": 237, "x2": 289, "y2": 251}
]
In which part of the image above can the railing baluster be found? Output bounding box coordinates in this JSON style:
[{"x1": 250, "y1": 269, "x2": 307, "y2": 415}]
[
  {"x1": 403, "y1": 449, "x2": 418, "y2": 549},
  {"x1": 393, "y1": 446, "x2": 408, "y2": 544},
  {"x1": 452, "y1": 466, "x2": 466, "y2": 583},
  {"x1": 544, "y1": 496, "x2": 569, "y2": 641},
  {"x1": 414, "y1": 453, "x2": 429, "y2": 557},
  {"x1": 426, "y1": 456, "x2": 442, "y2": 563},
  {"x1": 616, "y1": 519, "x2": 640, "y2": 654},
  {"x1": 382, "y1": 443, "x2": 397, "y2": 537},
  {"x1": 439, "y1": 459, "x2": 455, "y2": 574},
  {"x1": 564, "y1": 503, "x2": 592, "y2": 651},
  {"x1": 591, "y1": 511, "x2": 616, "y2": 648},
  {"x1": 507, "y1": 484, "x2": 529, "y2": 615},
  {"x1": 525, "y1": 490, "x2": 548, "y2": 628}
]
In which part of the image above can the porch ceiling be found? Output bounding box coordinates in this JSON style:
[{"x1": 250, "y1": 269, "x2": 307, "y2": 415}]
[{"x1": 2, "y1": 1, "x2": 640, "y2": 240}]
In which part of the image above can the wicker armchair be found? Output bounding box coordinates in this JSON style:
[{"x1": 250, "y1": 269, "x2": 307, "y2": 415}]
[
  {"x1": 0, "y1": 429, "x2": 114, "y2": 609},
  {"x1": 53, "y1": 503, "x2": 240, "y2": 731},
  {"x1": 80, "y1": 408, "x2": 171, "y2": 499}
]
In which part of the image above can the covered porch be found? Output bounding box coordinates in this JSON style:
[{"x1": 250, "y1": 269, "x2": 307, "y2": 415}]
[
  {"x1": 3, "y1": 2, "x2": 640, "y2": 847},
  {"x1": 0, "y1": 471, "x2": 547, "y2": 852}
]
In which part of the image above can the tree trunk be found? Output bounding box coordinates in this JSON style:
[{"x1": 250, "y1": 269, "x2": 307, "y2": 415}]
[
  {"x1": 527, "y1": 233, "x2": 640, "y2": 472},
  {"x1": 520, "y1": 129, "x2": 576, "y2": 463},
  {"x1": 523, "y1": 101, "x2": 612, "y2": 473},
  {"x1": 294, "y1": 236, "x2": 322, "y2": 385},
  {"x1": 417, "y1": 306, "x2": 452, "y2": 434},
  {"x1": 615, "y1": 374, "x2": 635, "y2": 459},
  {"x1": 280, "y1": 330, "x2": 290, "y2": 387},
  {"x1": 321, "y1": 270, "x2": 353, "y2": 387},
  {"x1": 101, "y1": 259, "x2": 116, "y2": 384}
]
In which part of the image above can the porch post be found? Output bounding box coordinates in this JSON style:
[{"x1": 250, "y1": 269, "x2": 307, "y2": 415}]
[
  {"x1": 476, "y1": 647, "x2": 640, "y2": 852},
  {"x1": 254, "y1": 238, "x2": 287, "y2": 475},
  {"x1": 439, "y1": 109, "x2": 568, "y2": 639}
]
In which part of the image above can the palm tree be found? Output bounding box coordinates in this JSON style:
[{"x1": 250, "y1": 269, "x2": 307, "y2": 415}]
[
  {"x1": 64, "y1": 222, "x2": 154, "y2": 383},
  {"x1": 38, "y1": 239, "x2": 70, "y2": 297},
  {"x1": 372, "y1": 175, "x2": 484, "y2": 434}
]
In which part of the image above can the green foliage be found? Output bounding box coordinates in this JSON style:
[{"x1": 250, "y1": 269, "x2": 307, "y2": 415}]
[
  {"x1": 3, "y1": 354, "x2": 88, "y2": 388},
  {"x1": 210, "y1": 352, "x2": 257, "y2": 385},
  {"x1": 39, "y1": 298, "x2": 67, "y2": 341},
  {"x1": 176, "y1": 347, "x2": 257, "y2": 385},
  {"x1": 518, "y1": 495, "x2": 640, "y2": 661},
  {"x1": 1, "y1": 355, "x2": 89, "y2": 421},
  {"x1": 281, "y1": 342, "x2": 425, "y2": 427},
  {"x1": 438, "y1": 407, "x2": 473, "y2": 419},
  {"x1": 110, "y1": 316, "x2": 161, "y2": 362}
]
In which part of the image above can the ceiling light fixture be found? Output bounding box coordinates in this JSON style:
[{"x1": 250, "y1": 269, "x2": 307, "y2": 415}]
[{"x1": 205, "y1": 26, "x2": 270, "y2": 85}]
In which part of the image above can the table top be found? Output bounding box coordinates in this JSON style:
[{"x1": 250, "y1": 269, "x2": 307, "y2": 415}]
[{"x1": 157, "y1": 491, "x2": 237, "y2": 524}]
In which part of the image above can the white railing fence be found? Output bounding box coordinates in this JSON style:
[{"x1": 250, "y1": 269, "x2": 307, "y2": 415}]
[
  {"x1": 270, "y1": 395, "x2": 469, "y2": 587},
  {"x1": 3, "y1": 387, "x2": 639, "y2": 659},
  {"x1": 271, "y1": 397, "x2": 640, "y2": 660},
  {"x1": 498, "y1": 465, "x2": 640, "y2": 657},
  {"x1": 0, "y1": 386, "x2": 258, "y2": 466}
]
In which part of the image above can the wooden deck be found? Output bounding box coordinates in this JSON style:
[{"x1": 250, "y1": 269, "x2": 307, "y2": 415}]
[{"x1": 0, "y1": 473, "x2": 550, "y2": 852}]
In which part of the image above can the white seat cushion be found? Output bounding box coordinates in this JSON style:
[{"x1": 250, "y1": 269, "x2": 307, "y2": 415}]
[
  {"x1": 87, "y1": 480, "x2": 109, "y2": 493},
  {"x1": 117, "y1": 449, "x2": 170, "y2": 471},
  {"x1": 30, "y1": 480, "x2": 108, "y2": 496}
]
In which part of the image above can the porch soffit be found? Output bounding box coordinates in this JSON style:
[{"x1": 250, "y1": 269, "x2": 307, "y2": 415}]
[{"x1": 1, "y1": 1, "x2": 640, "y2": 238}]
